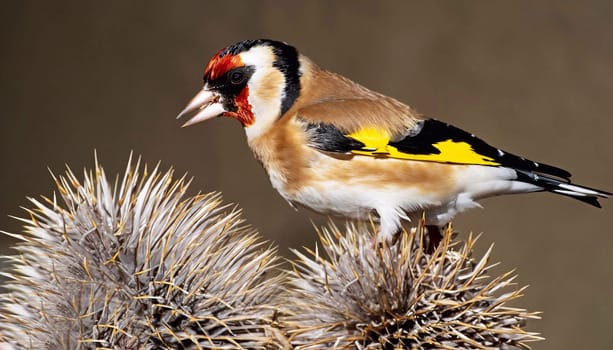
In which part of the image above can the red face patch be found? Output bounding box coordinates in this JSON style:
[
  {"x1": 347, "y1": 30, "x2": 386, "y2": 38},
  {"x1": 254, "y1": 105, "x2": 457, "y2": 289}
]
[
  {"x1": 203, "y1": 49, "x2": 254, "y2": 127},
  {"x1": 203, "y1": 50, "x2": 243, "y2": 81},
  {"x1": 223, "y1": 86, "x2": 254, "y2": 126}
]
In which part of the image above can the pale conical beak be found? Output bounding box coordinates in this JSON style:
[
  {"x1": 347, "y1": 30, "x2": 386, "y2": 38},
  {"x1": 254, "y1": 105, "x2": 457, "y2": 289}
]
[{"x1": 176, "y1": 88, "x2": 226, "y2": 127}]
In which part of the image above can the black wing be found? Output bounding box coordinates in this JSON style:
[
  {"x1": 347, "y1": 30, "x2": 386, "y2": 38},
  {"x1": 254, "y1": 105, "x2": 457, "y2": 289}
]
[{"x1": 304, "y1": 118, "x2": 572, "y2": 180}]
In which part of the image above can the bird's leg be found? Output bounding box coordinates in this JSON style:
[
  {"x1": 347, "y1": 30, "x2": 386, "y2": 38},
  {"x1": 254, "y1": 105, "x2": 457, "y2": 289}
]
[
  {"x1": 425, "y1": 225, "x2": 443, "y2": 254},
  {"x1": 375, "y1": 207, "x2": 403, "y2": 245}
]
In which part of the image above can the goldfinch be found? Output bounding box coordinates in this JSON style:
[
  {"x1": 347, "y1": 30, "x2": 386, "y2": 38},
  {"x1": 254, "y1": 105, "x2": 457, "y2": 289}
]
[{"x1": 177, "y1": 39, "x2": 609, "y2": 245}]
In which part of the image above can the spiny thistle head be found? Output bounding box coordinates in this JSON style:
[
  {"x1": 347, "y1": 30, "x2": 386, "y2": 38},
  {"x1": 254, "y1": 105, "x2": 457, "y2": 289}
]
[
  {"x1": 282, "y1": 223, "x2": 543, "y2": 349},
  {"x1": 0, "y1": 156, "x2": 284, "y2": 349}
]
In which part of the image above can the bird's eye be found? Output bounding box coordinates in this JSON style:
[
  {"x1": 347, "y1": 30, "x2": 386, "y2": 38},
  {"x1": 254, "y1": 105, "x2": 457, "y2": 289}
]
[{"x1": 230, "y1": 70, "x2": 246, "y2": 85}]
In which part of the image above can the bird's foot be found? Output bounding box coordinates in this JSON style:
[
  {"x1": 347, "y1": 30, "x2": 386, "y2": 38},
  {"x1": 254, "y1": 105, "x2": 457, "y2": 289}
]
[
  {"x1": 374, "y1": 231, "x2": 399, "y2": 249},
  {"x1": 425, "y1": 225, "x2": 443, "y2": 254}
]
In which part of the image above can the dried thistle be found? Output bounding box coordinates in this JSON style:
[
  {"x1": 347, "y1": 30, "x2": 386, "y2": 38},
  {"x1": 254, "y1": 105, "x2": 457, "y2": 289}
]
[
  {"x1": 282, "y1": 222, "x2": 542, "y2": 349},
  {"x1": 0, "y1": 156, "x2": 284, "y2": 349}
]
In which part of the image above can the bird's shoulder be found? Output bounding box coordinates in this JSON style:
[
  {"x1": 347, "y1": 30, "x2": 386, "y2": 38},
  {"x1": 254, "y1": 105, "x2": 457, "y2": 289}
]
[{"x1": 292, "y1": 57, "x2": 422, "y2": 135}]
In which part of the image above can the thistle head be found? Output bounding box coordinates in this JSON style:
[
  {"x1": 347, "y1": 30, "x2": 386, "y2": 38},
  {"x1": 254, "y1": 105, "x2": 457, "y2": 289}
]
[
  {"x1": 282, "y1": 222, "x2": 542, "y2": 349},
  {"x1": 0, "y1": 155, "x2": 284, "y2": 349}
]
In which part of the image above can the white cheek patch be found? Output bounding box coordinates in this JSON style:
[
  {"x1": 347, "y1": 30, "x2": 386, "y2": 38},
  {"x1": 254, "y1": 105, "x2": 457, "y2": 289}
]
[{"x1": 240, "y1": 47, "x2": 286, "y2": 141}]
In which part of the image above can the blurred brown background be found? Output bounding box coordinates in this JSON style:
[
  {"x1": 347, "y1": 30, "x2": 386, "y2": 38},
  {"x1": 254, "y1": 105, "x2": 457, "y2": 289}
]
[{"x1": 1, "y1": 1, "x2": 612, "y2": 348}]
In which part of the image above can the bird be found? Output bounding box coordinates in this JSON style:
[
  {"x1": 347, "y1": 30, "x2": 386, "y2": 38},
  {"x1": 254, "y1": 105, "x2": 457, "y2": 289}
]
[{"x1": 177, "y1": 38, "x2": 609, "y2": 248}]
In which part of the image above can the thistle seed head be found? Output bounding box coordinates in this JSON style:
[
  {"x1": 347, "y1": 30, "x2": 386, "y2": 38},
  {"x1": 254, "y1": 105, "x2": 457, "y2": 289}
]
[
  {"x1": 282, "y1": 222, "x2": 543, "y2": 349},
  {"x1": 0, "y1": 156, "x2": 284, "y2": 349}
]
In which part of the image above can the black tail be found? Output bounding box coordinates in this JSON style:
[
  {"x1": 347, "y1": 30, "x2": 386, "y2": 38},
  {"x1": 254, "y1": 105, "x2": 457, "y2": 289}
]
[{"x1": 516, "y1": 170, "x2": 610, "y2": 208}]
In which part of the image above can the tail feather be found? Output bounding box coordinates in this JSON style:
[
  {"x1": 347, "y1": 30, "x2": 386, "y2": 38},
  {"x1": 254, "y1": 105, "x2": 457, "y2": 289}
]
[{"x1": 515, "y1": 169, "x2": 610, "y2": 208}]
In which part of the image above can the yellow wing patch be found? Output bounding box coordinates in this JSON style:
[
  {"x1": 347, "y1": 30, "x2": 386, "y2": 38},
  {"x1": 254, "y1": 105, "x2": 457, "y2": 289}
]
[
  {"x1": 347, "y1": 127, "x2": 391, "y2": 152},
  {"x1": 347, "y1": 128, "x2": 500, "y2": 166}
]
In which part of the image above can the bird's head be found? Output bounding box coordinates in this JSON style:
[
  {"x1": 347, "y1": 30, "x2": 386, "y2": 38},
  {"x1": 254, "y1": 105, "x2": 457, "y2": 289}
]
[{"x1": 177, "y1": 39, "x2": 301, "y2": 139}]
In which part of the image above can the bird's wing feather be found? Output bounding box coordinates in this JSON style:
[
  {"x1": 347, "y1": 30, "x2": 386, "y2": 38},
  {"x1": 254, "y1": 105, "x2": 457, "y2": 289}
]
[
  {"x1": 296, "y1": 98, "x2": 419, "y2": 135},
  {"x1": 303, "y1": 117, "x2": 572, "y2": 180}
]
